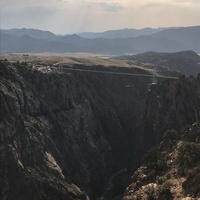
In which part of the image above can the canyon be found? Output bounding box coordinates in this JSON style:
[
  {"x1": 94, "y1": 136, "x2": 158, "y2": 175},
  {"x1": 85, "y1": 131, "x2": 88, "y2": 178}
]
[{"x1": 1, "y1": 53, "x2": 200, "y2": 199}]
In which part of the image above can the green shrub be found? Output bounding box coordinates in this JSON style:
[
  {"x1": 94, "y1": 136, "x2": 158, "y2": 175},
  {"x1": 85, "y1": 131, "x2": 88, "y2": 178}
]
[
  {"x1": 163, "y1": 129, "x2": 179, "y2": 141},
  {"x1": 143, "y1": 146, "x2": 167, "y2": 173},
  {"x1": 156, "y1": 176, "x2": 167, "y2": 185},
  {"x1": 181, "y1": 123, "x2": 200, "y2": 142},
  {"x1": 158, "y1": 181, "x2": 173, "y2": 200},
  {"x1": 178, "y1": 142, "x2": 200, "y2": 168},
  {"x1": 143, "y1": 146, "x2": 159, "y2": 165}
]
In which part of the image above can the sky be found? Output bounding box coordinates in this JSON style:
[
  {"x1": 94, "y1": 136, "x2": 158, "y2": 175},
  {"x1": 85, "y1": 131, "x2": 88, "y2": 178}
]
[{"x1": 0, "y1": 0, "x2": 200, "y2": 34}]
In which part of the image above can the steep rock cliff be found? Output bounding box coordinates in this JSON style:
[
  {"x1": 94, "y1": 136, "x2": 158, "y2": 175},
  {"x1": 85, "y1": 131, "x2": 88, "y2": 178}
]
[
  {"x1": 0, "y1": 60, "x2": 150, "y2": 199},
  {"x1": 138, "y1": 77, "x2": 200, "y2": 153},
  {"x1": 122, "y1": 77, "x2": 200, "y2": 200},
  {"x1": 1, "y1": 58, "x2": 200, "y2": 200}
]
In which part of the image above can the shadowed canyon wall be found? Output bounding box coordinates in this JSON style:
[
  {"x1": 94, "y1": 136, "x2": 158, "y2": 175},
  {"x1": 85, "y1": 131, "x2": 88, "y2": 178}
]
[{"x1": 1, "y1": 60, "x2": 200, "y2": 199}]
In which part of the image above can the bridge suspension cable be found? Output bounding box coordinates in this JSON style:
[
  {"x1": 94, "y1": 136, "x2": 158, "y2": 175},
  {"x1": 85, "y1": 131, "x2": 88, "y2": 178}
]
[{"x1": 63, "y1": 67, "x2": 179, "y2": 80}]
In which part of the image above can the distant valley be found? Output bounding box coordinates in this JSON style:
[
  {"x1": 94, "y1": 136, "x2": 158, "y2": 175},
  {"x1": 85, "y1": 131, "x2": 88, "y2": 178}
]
[{"x1": 1, "y1": 26, "x2": 200, "y2": 55}]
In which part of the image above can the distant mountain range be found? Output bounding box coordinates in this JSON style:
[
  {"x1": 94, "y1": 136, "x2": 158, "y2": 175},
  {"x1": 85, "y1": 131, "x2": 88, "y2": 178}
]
[
  {"x1": 78, "y1": 27, "x2": 166, "y2": 39},
  {"x1": 0, "y1": 26, "x2": 200, "y2": 55}
]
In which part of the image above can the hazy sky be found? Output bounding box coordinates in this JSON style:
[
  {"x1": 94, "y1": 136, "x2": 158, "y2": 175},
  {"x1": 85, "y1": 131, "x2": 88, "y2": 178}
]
[{"x1": 0, "y1": 0, "x2": 200, "y2": 34}]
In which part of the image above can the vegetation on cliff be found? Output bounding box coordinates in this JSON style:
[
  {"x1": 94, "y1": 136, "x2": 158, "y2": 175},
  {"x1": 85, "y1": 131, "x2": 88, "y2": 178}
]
[{"x1": 122, "y1": 122, "x2": 200, "y2": 200}]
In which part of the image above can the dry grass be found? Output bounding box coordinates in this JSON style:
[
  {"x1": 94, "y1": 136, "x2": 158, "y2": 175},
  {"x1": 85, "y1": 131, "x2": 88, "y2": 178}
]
[{"x1": 0, "y1": 53, "x2": 152, "y2": 72}]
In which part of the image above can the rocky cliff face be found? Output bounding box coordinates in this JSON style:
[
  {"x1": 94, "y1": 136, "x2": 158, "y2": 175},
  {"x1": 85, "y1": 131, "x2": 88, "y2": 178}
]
[
  {"x1": 0, "y1": 60, "x2": 151, "y2": 199},
  {"x1": 138, "y1": 76, "x2": 200, "y2": 153},
  {"x1": 0, "y1": 61, "x2": 91, "y2": 200},
  {"x1": 122, "y1": 76, "x2": 200, "y2": 200},
  {"x1": 1, "y1": 58, "x2": 200, "y2": 200}
]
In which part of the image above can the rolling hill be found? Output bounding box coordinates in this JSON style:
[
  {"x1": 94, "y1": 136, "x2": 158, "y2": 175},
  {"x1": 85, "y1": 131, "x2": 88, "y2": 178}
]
[{"x1": 116, "y1": 51, "x2": 200, "y2": 76}]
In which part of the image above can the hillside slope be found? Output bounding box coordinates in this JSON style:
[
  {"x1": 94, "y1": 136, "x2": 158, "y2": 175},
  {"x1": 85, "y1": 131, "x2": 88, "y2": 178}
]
[
  {"x1": 117, "y1": 51, "x2": 200, "y2": 76},
  {"x1": 123, "y1": 122, "x2": 200, "y2": 200}
]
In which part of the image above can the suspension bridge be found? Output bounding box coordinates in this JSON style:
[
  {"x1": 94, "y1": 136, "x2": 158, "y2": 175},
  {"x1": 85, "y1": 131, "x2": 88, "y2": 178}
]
[{"x1": 62, "y1": 67, "x2": 179, "y2": 80}]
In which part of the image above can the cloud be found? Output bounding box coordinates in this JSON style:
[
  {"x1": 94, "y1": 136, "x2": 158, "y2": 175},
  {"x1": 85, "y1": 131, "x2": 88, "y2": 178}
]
[
  {"x1": 57, "y1": 0, "x2": 68, "y2": 3},
  {"x1": 1, "y1": 5, "x2": 55, "y2": 18},
  {"x1": 0, "y1": 0, "x2": 199, "y2": 34},
  {"x1": 140, "y1": 1, "x2": 173, "y2": 8},
  {"x1": 174, "y1": 0, "x2": 200, "y2": 3},
  {"x1": 139, "y1": 0, "x2": 200, "y2": 9},
  {"x1": 99, "y1": 2, "x2": 124, "y2": 12}
]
